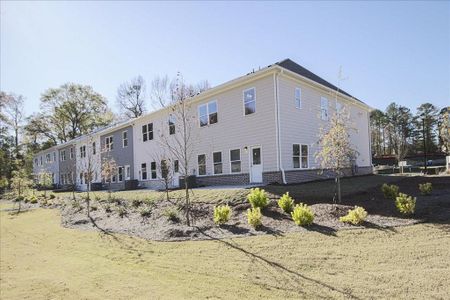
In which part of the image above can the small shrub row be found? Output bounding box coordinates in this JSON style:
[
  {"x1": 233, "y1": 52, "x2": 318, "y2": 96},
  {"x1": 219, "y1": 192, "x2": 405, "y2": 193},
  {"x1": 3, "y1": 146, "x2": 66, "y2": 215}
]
[
  {"x1": 381, "y1": 184, "x2": 399, "y2": 200},
  {"x1": 340, "y1": 206, "x2": 367, "y2": 225},
  {"x1": 395, "y1": 193, "x2": 416, "y2": 215},
  {"x1": 418, "y1": 183, "x2": 432, "y2": 195},
  {"x1": 214, "y1": 205, "x2": 231, "y2": 225}
]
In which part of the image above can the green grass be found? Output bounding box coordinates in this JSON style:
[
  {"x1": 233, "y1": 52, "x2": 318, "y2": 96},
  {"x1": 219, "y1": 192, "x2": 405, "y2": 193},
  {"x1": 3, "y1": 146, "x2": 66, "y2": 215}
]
[{"x1": 1, "y1": 204, "x2": 449, "y2": 299}]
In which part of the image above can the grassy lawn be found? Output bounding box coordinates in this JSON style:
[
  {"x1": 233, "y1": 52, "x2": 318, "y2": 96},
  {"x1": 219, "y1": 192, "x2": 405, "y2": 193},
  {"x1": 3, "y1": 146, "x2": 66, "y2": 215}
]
[{"x1": 1, "y1": 203, "x2": 449, "y2": 299}]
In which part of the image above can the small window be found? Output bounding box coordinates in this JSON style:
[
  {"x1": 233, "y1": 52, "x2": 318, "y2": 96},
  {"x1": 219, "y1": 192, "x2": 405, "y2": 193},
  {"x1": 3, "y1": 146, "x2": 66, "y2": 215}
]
[
  {"x1": 142, "y1": 124, "x2": 148, "y2": 142},
  {"x1": 230, "y1": 149, "x2": 241, "y2": 173},
  {"x1": 295, "y1": 88, "x2": 302, "y2": 109},
  {"x1": 198, "y1": 154, "x2": 206, "y2": 176},
  {"x1": 79, "y1": 172, "x2": 83, "y2": 184},
  {"x1": 46, "y1": 153, "x2": 51, "y2": 163},
  {"x1": 92, "y1": 142, "x2": 96, "y2": 155},
  {"x1": 148, "y1": 123, "x2": 153, "y2": 140},
  {"x1": 169, "y1": 115, "x2": 176, "y2": 135},
  {"x1": 150, "y1": 162, "x2": 157, "y2": 179},
  {"x1": 111, "y1": 172, "x2": 117, "y2": 183},
  {"x1": 105, "y1": 136, "x2": 113, "y2": 151},
  {"x1": 174, "y1": 160, "x2": 179, "y2": 173},
  {"x1": 321, "y1": 97, "x2": 329, "y2": 120},
  {"x1": 125, "y1": 165, "x2": 131, "y2": 180},
  {"x1": 213, "y1": 152, "x2": 222, "y2": 174},
  {"x1": 198, "y1": 101, "x2": 218, "y2": 127},
  {"x1": 293, "y1": 144, "x2": 309, "y2": 169},
  {"x1": 244, "y1": 88, "x2": 256, "y2": 115},
  {"x1": 60, "y1": 150, "x2": 66, "y2": 161},
  {"x1": 80, "y1": 146, "x2": 86, "y2": 158},
  {"x1": 118, "y1": 166, "x2": 123, "y2": 182},
  {"x1": 122, "y1": 131, "x2": 128, "y2": 147},
  {"x1": 53, "y1": 152, "x2": 56, "y2": 162},
  {"x1": 141, "y1": 163, "x2": 147, "y2": 180},
  {"x1": 198, "y1": 104, "x2": 208, "y2": 127},
  {"x1": 70, "y1": 148, "x2": 74, "y2": 159},
  {"x1": 35, "y1": 158, "x2": 38, "y2": 166},
  {"x1": 40, "y1": 156, "x2": 43, "y2": 165}
]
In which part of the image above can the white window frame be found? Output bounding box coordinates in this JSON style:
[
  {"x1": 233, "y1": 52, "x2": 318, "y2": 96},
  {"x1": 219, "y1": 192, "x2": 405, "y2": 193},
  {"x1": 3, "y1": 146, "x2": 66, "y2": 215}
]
[
  {"x1": 122, "y1": 131, "x2": 128, "y2": 148},
  {"x1": 197, "y1": 154, "x2": 207, "y2": 176},
  {"x1": 92, "y1": 142, "x2": 96, "y2": 155},
  {"x1": 70, "y1": 147, "x2": 74, "y2": 159},
  {"x1": 229, "y1": 148, "x2": 241, "y2": 173},
  {"x1": 53, "y1": 152, "x2": 56, "y2": 162},
  {"x1": 118, "y1": 166, "x2": 123, "y2": 182},
  {"x1": 212, "y1": 151, "x2": 223, "y2": 175},
  {"x1": 295, "y1": 87, "x2": 302, "y2": 109},
  {"x1": 292, "y1": 144, "x2": 309, "y2": 169},
  {"x1": 198, "y1": 100, "x2": 218, "y2": 127},
  {"x1": 321, "y1": 97, "x2": 329, "y2": 121},
  {"x1": 168, "y1": 115, "x2": 176, "y2": 135},
  {"x1": 46, "y1": 153, "x2": 51, "y2": 163},
  {"x1": 141, "y1": 163, "x2": 147, "y2": 180},
  {"x1": 80, "y1": 145, "x2": 86, "y2": 158},
  {"x1": 243, "y1": 87, "x2": 256, "y2": 116},
  {"x1": 60, "y1": 150, "x2": 66, "y2": 161},
  {"x1": 105, "y1": 136, "x2": 113, "y2": 151},
  {"x1": 150, "y1": 161, "x2": 157, "y2": 179},
  {"x1": 125, "y1": 165, "x2": 131, "y2": 180}
]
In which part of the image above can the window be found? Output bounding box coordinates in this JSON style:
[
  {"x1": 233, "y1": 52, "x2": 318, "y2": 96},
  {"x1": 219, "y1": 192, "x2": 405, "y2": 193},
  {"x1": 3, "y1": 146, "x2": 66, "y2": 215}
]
[
  {"x1": 141, "y1": 163, "x2": 147, "y2": 180},
  {"x1": 321, "y1": 97, "x2": 329, "y2": 120},
  {"x1": 111, "y1": 172, "x2": 117, "y2": 183},
  {"x1": 122, "y1": 131, "x2": 128, "y2": 147},
  {"x1": 213, "y1": 152, "x2": 222, "y2": 174},
  {"x1": 118, "y1": 166, "x2": 123, "y2": 182},
  {"x1": 40, "y1": 156, "x2": 43, "y2": 166},
  {"x1": 46, "y1": 153, "x2": 51, "y2": 163},
  {"x1": 142, "y1": 123, "x2": 153, "y2": 142},
  {"x1": 174, "y1": 160, "x2": 179, "y2": 173},
  {"x1": 198, "y1": 101, "x2": 218, "y2": 127},
  {"x1": 151, "y1": 162, "x2": 157, "y2": 179},
  {"x1": 230, "y1": 149, "x2": 241, "y2": 173},
  {"x1": 125, "y1": 165, "x2": 131, "y2": 180},
  {"x1": 92, "y1": 142, "x2": 96, "y2": 155},
  {"x1": 79, "y1": 172, "x2": 83, "y2": 185},
  {"x1": 198, "y1": 154, "x2": 206, "y2": 176},
  {"x1": 293, "y1": 144, "x2": 309, "y2": 169},
  {"x1": 80, "y1": 145, "x2": 86, "y2": 158},
  {"x1": 53, "y1": 152, "x2": 56, "y2": 162},
  {"x1": 35, "y1": 158, "x2": 38, "y2": 166},
  {"x1": 243, "y1": 88, "x2": 256, "y2": 115},
  {"x1": 70, "y1": 147, "x2": 74, "y2": 159},
  {"x1": 60, "y1": 150, "x2": 66, "y2": 161},
  {"x1": 169, "y1": 115, "x2": 176, "y2": 135},
  {"x1": 295, "y1": 88, "x2": 302, "y2": 109},
  {"x1": 105, "y1": 136, "x2": 113, "y2": 151}
]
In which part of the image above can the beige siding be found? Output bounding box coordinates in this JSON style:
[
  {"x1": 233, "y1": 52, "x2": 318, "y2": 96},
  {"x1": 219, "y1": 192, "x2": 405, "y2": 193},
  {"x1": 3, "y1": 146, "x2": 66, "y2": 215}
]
[
  {"x1": 133, "y1": 74, "x2": 278, "y2": 182},
  {"x1": 278, "y1": 75, "x2": 371, "y2": 171}
]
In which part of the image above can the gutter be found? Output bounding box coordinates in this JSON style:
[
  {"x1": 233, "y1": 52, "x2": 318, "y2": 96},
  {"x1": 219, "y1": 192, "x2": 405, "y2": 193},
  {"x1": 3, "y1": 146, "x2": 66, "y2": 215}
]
[{"x1": 274, "y1": 70, "x2": 287, "y2": 184}]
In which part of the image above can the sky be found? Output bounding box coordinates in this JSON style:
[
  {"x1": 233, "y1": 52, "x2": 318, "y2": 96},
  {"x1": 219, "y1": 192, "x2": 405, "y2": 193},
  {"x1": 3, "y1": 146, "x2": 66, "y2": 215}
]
[{"x1": 1, "y1": 1, "x2": 449, "y2": 117}]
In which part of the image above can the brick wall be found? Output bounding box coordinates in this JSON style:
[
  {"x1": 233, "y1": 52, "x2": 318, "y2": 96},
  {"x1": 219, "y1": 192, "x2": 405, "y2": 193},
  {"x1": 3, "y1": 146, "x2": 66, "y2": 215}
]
[{"x1": 196, "y1": 173, "x2": 250, "y2": 186}]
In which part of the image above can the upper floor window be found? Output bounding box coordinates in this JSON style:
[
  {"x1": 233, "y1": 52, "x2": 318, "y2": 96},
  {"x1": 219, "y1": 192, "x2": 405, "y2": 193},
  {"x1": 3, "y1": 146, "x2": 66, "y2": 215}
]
[
  {"x1": 230, "y1": 149, "x2": 241, "y2": 173},
  {"x1": 40, "y1": 156, "x2": 43, "y2": 166},
  {"x1": 150, "y1": 162, "x2": 157, "y2": 179},
  {"x1": 198, "y1": 154, "x2": 206, "y2": 176},
  {"x1": 213, "y1": 151, "x2": 223, "y2": 174},
  {"x1": 92, "y1": 142, "x2": 96, "y2": 155},
  {"x1": 118, "y1": 166, "x2": 123, "y2": 182},
  {"x1": 53, "y1": 152, "x2": 56, "y2": 162},
  {"x1": 169, "y1": 115, "x2": 176, "y2": 135},
  {"x1": 243, "y1": 88, "x2": 256, "y2": 115},
  {"x1": 142, "y1": 123, "x2": 153, "y2": 142},
  {"x1": 70, "y1": 147, "x2": 74, "y2": 159},
  {"x1": 174, "y1": 160, "x2": 179, "y2": 173},
  {"x1": 122, "y1": 131, "x2": 128, "y2": 147},
  {"x1": 80, "y1": 145, "x2": 86, "y2": 158},
  {"x1": 34, "y1": 158, "x2": 38, "y2": 166},
  {"x1": 105, "y1": 136, "x2": 113, "y2": 151},
  {"x1": 321, "y1": 97, "x2": 329, "y2": 120},
  {"x1": 198, "y1": 101, "x2": 218, "y2": 127},
  {"x1": 46, "y1": 153, "x2": 51, "y2": 163},
  {"x1": 295, "y1": 88, "x2": 302, "y2": 109},
  {"x1": 293, "y1": 144, "x2": 309, "y2": 169},
  {"x1": 60, "y1": 150, "x2": 66, "y2": 161}
]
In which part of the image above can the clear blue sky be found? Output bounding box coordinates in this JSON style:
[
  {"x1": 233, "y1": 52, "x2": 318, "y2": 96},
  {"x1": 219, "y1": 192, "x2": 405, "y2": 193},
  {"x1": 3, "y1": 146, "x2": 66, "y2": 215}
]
[{"x1": 1, "y1": 1, "x2": 449, "y2": 117}]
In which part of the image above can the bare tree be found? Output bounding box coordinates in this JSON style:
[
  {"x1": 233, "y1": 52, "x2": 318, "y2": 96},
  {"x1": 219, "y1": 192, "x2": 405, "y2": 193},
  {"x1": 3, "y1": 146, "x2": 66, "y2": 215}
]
[
  {"x1": 1, "y1": 92, "x2": 24, "y2": 157},
  {"x1": 80, "y1": 137, "x2": 99, "y2": 217},
  {"x1": 116, "y1": 75, "x2": 147, "y2": 119},
  {"x1": 101, "y1": 154, "x2": 117, "y2": 202}
]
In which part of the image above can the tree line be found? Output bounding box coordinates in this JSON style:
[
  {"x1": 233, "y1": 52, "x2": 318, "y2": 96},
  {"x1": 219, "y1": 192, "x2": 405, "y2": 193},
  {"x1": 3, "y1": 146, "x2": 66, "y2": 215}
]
[{"x1": 370, "y1": 102, "x2": 450, "y2": 163}]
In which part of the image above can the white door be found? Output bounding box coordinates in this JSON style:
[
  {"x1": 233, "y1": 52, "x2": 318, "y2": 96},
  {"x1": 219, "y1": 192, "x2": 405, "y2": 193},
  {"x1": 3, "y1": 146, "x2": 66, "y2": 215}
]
[
  {"x1": 172, "y1": 160, "x2": 180, "y2": 188},
  {"x1": 250, "y1": 146, "x2": 263, "y2": 183}
]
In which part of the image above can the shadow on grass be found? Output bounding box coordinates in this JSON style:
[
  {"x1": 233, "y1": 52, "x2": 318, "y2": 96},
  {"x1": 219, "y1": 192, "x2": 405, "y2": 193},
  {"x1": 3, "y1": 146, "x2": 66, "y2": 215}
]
[
  {"x1": 362, "y1": 221, "x2": 398, "y2": 233},
  {"x1": 305, "y1": 223, "x2": 338, "y2": 236},
  {"x1": 219, "y1": 224, "x2": 251, "y2": 235},
  {"x1": 196, "y1": 227, "x2": 361, "y2": 299}
]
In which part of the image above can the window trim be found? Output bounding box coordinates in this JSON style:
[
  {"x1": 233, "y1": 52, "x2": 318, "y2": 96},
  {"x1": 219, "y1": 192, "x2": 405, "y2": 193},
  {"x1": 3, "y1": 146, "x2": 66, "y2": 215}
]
[
  {"x1": 125, "y1": 165, "x2": 131, "y2": 180},
  {"x1": 198, "y1": 100, "x2": 218, "y2": 127},
  {"x1": 295, "y1": 87, "x2": 302, "y2": 109},
  {"x1": 122, "y1": 131, "x2": 128, "y2": 148},
  {"x1": 168, "y1": 115, "x2": 176, "y2": 135},
  {"x1": 150, "y1": 161, "x2": 157, "y2": 179},
  {"x1": 118, "y1": 166, "x2": 123, "y2": 182},
  {"x1": 105, "y1": 136, "x2": 114, "y2": 151},
  {"x1": 292, "y1": 143, "x2": 309, "y2": 169},
  {"x1": 321, "y1": 97, "x2": 329, "y2": 121},
  {"x1": 229, "y1": 148, "x2": 242, "y2": 174},
  {"x1": 70, "y1": 147, "x2": 74, "y2": 159},
  {"x1": 141, "y1": 163, "x2": 147, "y2": 181},
  {"x1": 197, "y1": 153, "x2": 207, "y2": 176},
  {"x1": 212, "y1": 151, "x2": 223, "y2": 175},
  {"x1": 243, "y1": 87, "x2": 256, "y2": 116}
]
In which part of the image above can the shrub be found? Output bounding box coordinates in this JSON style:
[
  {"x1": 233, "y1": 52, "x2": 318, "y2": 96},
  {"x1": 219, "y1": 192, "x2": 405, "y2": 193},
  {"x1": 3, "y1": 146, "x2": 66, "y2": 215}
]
[
  {"x1": 278, "y1": 192, "x2": 294, "y2": 213},
  {"x1": 140, "y1": 207, "x2": 152, "y2": 218},
  {"x1": 132, "y1": 199, "x2": 143, "y2": 208},
  {"x1": 116, "y1": 207, "x2": 127, "y2": 218},
  {"x1": 15, "y1": 195, "x2": 25, "y2": 202},
  {"x1": 395, "y1": 193, "x2": 416, "y2": 215},
  {"x1": 340, "y1": 206, "x2": 368, "y2": 225},
  {"x1": 49, "y1": 193, "x2": 56, "y2": 199},
  {"x1": 381, "y1": 184, "x2": 399, "y2": 200},
  {"x1": 90, "y1": 205, "x2": 98, "y2": 211},
  {"x1": 291, "y1": 203, "x2": 314, "y2": 226},
  {"x1": 29, "y1": 195, "x2": 38, "y2": 204},
  {"x1": 104, "y1": 204, "x2": 112, "y2": 213},
  {"x1": 95, "y1": 195, "x2": 101, "y2": 202},
  {"x1": 163, "y1": 208, "x2": 180, "y2": 223},
  {"x1": 247, "y1": 207, "x2": 262, "y2": 229},
  {"x1": 419, "y1": 183, "x2": 432, "y2": 195},
  {"x1": 247, "y1": 188, "x2": 268, "y2": 209},
  {"x1": 72, "y1": 200, "x2": 81, "y2": 210},
  {"x1": 213, "y1": 205, "x2": 231, "y2": 225}
]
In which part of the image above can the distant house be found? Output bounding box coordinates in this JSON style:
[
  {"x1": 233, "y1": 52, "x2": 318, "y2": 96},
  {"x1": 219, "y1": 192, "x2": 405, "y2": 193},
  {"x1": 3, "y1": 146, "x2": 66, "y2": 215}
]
[{"x1": 33, "y1": 58, "x2": 372, "y2": 190}]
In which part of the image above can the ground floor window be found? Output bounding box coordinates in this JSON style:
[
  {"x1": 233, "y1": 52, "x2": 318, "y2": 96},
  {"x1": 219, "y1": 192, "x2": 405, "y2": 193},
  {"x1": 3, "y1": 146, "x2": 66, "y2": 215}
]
[
  {"x1": 151, "y1": 162, "x2": 157, "y2": 179},
  {"x1": 174, "y1": 160, "x2": 179, "y2": 173},
  {"x1": 141, "y1": 163, "x2": 147, "y2": 180},
  {"x1": 293, "y1": 144, "x2": 309, "y2": 169},
  {"x1": 118, "y1": 166, "x2": 123, "y2": 182},
  {"x1": 213, "y1": 152, "x2": 223, "y2": 174},
  {"x1": 125, "y1": 165, "x2": 131, "y2": 180},
  {"x1": 230, "y1": 149, "x2": 241, "y2": 173},
  {"x1": 198, "y1": 154, "x2": 206, "y2": 176}
]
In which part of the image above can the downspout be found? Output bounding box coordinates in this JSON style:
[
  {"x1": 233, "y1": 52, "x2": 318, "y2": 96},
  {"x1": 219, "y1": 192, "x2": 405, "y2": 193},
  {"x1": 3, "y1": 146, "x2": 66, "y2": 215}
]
[{"x1": 275, "y1": 70, "x2": 287, "y2": 184}]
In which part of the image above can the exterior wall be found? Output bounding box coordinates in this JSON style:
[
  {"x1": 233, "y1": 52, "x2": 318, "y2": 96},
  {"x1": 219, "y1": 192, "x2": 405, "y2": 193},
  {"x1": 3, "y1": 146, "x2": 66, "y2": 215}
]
[
  {"x1": 133, "y1": 74, "x2": 278, "y2": 188},
  {"x1": 32, "y1": 148, "x2": 60, "y2": 184},
  {"x1": 75, "y1": 135, "x2": 101, "y2": 191},
  {"x1": 277, "y1": 75, "x2": 372, "y2": 176},
  {"x1": 284, "y1": 166, "x2": 372, "y2": 184},
  {"x1": 58, "y1": 144, "x2": 76, "y2": 185},
  {"x1": 100, "y1": 125, "x2": 134, "y2": 190}
]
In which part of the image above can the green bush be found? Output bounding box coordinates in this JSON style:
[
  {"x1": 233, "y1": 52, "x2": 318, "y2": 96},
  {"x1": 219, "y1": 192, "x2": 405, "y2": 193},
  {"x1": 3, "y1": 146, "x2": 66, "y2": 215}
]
[
  {"x1": 395, "y1": 193, "x2": 416, "y2": 215},
  {"x1": 340, "y1": 206, "x2": 368, "y2": 225},
  {"x1": 15, "y1": 195, "x2": 25, "y2": 202},
  {"x1": 291, "y1": 203, "x2": 314, "y2": 226},
  {"x1": 247, "y1": 207, "x2": 262, "y2": 229},
  {"x1": 278, "y1": 192, "x2": 294, "y2": 213},
  {"x1": 72, "y1": 200, "x2": 81, "y2": 210},
  {"x1": 49, "y1": 193, "x2": 56, "y2": 199},
  {"x1": 381, "y1": 184, "x2": 399, "y2": 200},
  {"x1": 132, "y1": 199, "x2": 143, "y2": 208},
  {"x1": 247, "y1": 188, "x2": 268, "y2": 209},
  {"x1": 419, "y1": 183, "x2": 432, "y2": 195},
  {"x1": 213, "y1": 205, "x2": 231, "y2": 225},
  {"x1": 140, "y1": 207, "x2": 152, "y2": 218},
  {"x1": 163, "y1": 207, "x2": 180, "y2": 223},
  {"x1": 29, "y1": 195, "x2": 38, "y2": 204}
]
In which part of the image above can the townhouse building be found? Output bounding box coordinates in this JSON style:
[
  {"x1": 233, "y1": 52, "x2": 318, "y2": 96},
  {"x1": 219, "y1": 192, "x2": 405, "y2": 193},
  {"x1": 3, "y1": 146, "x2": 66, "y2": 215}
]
[{"x1": 33, "y1": 58, "x2": 372, "y2": 190}]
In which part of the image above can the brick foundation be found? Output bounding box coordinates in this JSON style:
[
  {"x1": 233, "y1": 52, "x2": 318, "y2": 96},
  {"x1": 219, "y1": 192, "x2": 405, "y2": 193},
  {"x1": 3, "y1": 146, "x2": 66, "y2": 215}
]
[{"x1": 196, "y1": 173, "x2": 250, "y2": 186}]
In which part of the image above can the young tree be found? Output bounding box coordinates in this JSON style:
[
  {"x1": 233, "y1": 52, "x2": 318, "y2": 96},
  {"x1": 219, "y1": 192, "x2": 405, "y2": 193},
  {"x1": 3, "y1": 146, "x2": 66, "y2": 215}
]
[
  {"x1": 38, "y1": 171, "x2": 53, "y2": 198},
  {"x1": 316, "y1": 108, "x2": 358, "y2": 204},
  {"x1": 0, "y1": 92, "x2": 24, "y2": 157},
  {"x1": 101, "y1": 155, "x2": 117, "y2": 201},
  {"x1": 116, "y1": 75, "x2": 147, "y2": 119},
  {"x1": 80, "y1": 138, "x2": 99, "y2": 217},
  {"x1": 414, "y1": 103, "x2": 439, "y2": 154},
  {"x1": 11, "y1": 169, "x2": 33, "y2": 213}
]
